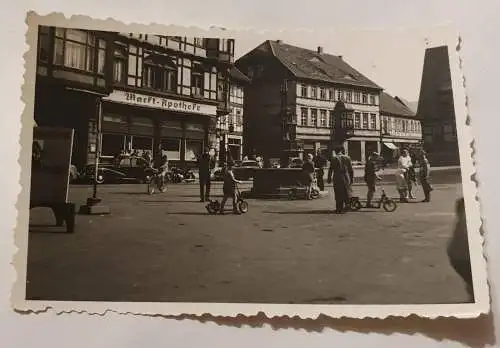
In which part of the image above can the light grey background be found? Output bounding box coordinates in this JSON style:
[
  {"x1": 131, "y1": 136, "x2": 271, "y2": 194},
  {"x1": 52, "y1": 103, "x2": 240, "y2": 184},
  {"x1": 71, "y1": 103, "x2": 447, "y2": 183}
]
[{"x1": 1, "y1": 0, "x2": 499, "y2": 346}]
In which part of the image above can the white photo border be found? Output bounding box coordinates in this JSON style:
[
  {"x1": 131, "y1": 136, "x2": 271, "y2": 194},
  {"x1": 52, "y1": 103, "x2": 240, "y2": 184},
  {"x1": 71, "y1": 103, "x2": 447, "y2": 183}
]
[{"x1": 11, "y1": 11, "x2": 490, "y2": 319}]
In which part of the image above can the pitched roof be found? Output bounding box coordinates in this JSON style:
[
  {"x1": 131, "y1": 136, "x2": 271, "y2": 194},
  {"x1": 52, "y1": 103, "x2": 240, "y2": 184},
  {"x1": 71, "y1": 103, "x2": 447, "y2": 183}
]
[
  {"x1": 395, "y1": 96, "x2": 418, "y2": 114},
  {"x1": 380, "y1": 92, "x2": 416, "y2": 118},
  {"x1": 266, "y1": 40, "x2": 382, "y2": 90},
  {"x1": 230, "y1": 66, "x2": 250, "y2": 83}
]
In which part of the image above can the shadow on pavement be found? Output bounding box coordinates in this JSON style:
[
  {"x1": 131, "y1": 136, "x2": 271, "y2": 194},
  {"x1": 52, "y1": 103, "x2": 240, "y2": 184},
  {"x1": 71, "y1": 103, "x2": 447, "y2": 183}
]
[
  {"x1": 141, "y1": 200, "x2": 202, "y2": 203},
  {"x1": 166, "y1": 212, "x2": 209, "y2": 216},
  {"x1": 263, "y1": 210, "x2": 333, "y2": 215}
]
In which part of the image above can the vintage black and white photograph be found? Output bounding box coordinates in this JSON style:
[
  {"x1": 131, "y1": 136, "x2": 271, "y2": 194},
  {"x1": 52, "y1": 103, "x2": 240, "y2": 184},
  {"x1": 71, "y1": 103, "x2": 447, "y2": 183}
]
[{"x1": 12, "y1": 14, "x2": 488, "y2": 318}]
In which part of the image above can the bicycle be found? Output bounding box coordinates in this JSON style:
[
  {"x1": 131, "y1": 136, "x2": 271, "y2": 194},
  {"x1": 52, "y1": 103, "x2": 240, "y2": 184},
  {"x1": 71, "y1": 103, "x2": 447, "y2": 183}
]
[{"x1": 147, "y1": 169, "x2": 167, "y2": 195}]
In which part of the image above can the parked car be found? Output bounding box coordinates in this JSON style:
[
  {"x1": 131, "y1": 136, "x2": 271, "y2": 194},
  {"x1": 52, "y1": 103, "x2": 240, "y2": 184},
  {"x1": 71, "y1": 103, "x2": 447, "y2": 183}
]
[
  {"x1": 234, "y1": 160, "x2": 260, "y2": 180},
  {"x1": 78, "y1": 155, "x2": 154, "y2": 184}
]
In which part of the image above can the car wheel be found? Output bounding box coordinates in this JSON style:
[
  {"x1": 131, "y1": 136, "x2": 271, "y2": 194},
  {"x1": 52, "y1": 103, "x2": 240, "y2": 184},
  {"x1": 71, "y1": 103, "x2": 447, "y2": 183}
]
[{"x1": 95, "y1": 174, "x2": 105, "y2": 184}]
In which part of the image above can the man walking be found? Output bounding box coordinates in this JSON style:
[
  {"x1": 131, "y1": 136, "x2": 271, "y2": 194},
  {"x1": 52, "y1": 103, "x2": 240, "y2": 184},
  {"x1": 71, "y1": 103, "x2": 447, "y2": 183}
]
[
  {"x1": 328, "y1": 146, "x2": 354, "y2": 214},
  {"x1": 364, "y1": 151, "x2": 380, "y2": 208},
  {"x1": 419, "y1": 150, "x2": 433, "y2": 202},
  {"x1": 197, "y1": 147, "x2": 214, "y2": 202}
]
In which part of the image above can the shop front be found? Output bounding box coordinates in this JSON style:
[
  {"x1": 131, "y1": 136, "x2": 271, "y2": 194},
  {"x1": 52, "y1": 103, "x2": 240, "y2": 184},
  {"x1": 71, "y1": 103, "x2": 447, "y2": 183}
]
[{"x1": 99, "y1": 90, "x2": 217, "y2": 167}]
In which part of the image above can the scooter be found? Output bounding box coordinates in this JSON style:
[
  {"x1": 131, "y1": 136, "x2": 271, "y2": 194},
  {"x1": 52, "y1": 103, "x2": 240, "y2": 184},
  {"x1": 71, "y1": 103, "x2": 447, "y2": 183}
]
[
  {"x1": 206, "y1": 186, "x2": 248, "y2": 215},
  {"x1": 288, "y1": 175, "x2": 320, "y2": 200},
  {"x1": 348, "y1": 183, "x2": 397, "y2": 212}
]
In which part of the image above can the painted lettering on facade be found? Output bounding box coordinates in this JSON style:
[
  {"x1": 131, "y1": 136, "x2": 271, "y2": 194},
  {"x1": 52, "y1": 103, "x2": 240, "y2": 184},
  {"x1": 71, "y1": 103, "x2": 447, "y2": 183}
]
[{"x1": 104, "y1": 91, "x2": 217, "y2": 116}]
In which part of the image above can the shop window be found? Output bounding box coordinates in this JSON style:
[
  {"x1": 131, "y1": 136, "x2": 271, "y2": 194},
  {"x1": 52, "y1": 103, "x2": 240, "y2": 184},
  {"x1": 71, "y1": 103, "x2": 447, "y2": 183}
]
[
  {"x1": 131, "y1": 136, "x2": 153, "y2": 155},
  {"x1": 101, "y1": 134, "x2": 125, "y2": 157},
  {"x1": 53, "y1": 28, "x2": 106, "y2": 74},
  {"x1": 160, "y1": 138, "x2": 181, "y2": 161},
  {"x1": 185, "y1": 139, "x2": 203, "y2": 161}
]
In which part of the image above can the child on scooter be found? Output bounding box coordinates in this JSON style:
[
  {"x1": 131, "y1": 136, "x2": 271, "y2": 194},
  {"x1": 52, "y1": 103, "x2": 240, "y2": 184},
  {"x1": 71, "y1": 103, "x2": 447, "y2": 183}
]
[{"x1": 219, "y1": 161, "x2": 243, "y2": 215}]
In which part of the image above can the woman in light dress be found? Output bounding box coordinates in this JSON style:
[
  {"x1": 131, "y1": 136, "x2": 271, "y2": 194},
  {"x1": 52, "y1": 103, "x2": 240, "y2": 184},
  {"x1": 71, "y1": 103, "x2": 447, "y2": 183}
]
[{"x1": 395, "y1": 149, "x2": 413, "y2": 202}]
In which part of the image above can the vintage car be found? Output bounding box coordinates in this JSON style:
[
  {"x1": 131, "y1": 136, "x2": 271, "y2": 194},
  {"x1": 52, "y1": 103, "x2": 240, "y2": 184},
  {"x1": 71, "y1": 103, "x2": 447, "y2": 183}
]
[{"x1": 78, "y1": 155, "x2": 154, "y2": 184}]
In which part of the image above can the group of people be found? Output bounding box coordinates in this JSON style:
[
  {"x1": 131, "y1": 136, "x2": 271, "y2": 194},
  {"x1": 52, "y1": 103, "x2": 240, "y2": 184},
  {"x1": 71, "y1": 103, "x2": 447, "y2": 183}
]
[
  {"x1": 298, "y1": 146, "x2": 434, "y2": 213},
  {"x1": 300, "y1": 147, "x2": 354, "y2": 213},
  {"x1": 394, "y1": 148, "x2": 433, "y2": 203}
]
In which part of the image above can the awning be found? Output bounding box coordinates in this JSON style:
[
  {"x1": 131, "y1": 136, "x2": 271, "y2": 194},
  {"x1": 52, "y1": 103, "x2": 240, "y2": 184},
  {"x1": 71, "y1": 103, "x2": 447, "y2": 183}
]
[{"x1": 383, "y1": 142, "x2": 398, "y2": 150}]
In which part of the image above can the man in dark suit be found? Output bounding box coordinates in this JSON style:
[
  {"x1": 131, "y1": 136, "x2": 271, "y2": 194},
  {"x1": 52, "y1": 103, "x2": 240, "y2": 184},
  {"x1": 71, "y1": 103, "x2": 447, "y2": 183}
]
[
  {"x1": 197, "y1": 147, "x2": 214, "y2": 202},
  {"x1": 327, "y1": 146, "x2": 354, "y2": 213}
]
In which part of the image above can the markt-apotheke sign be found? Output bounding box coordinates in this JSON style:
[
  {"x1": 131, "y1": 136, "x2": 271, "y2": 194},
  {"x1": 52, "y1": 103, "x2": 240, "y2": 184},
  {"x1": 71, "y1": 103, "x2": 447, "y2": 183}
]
[{"x1": 103, "y1": 90, "x2": 217, "y2": 116}]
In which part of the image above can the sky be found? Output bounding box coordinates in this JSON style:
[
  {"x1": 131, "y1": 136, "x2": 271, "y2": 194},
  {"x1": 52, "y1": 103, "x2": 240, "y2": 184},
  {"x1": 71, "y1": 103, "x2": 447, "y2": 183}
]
[{"x1": 230, "y1": 26, "x2": 458, "y2": 103}]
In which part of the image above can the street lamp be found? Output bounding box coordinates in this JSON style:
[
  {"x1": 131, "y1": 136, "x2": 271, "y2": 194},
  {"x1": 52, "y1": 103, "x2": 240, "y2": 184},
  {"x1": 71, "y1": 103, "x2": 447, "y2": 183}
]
[{"x1": 70, "y1": 89, "x2": 110, "y2": 215}]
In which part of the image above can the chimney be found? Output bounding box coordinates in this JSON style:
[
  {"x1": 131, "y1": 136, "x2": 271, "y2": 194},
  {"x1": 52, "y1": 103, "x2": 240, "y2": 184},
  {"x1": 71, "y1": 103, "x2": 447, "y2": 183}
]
[
  {"x1": 338, "y1": 55, "x2": 343, "y2": 60},
  {"x1": 317, "y1": 46, "x2": 324, "y2": 54}
]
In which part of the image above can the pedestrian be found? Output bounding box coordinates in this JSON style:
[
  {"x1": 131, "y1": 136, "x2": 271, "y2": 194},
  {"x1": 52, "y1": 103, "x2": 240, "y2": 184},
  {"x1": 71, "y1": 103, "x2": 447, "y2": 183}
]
[
  {"x1": 219, "y1": 161, "x2": 243, "y2": 215},
  {"x1": 418, "y1": 150, "x2": 433, "y2": 202},
  {"x1": 313, "y1": 150, "x2": 327, "y2": 191},
  {"x1": 447, "y1": 197, "x2": 474, "y2": 301},
  {"x1": 407, "y1": 151, "x2": 417, "y2": 199},
  {"x1": 364, "y1": 151, "x2": 381, "y2": 208},
  {"x1": 197, "y1": 147, "x2": 214, "y2": 202},
  {"x1": 396, "y1": 149, "x2": 412, "y2": 202},
  {"x1": 302, "y1": 153, "x2": 316, "y2": 200},
  {"x1": 157, "y1": 154, "x2": 169, "y2": 187},
  {"x1": 142, "y1": 150, "x2": 152, "y2": 166},
  {"x1": 327, "y1": 146, "x2": 354, "y2": 214}
]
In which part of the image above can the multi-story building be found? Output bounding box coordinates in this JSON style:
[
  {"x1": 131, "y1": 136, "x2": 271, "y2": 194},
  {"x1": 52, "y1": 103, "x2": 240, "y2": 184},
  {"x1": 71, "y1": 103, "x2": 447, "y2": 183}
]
[
  {"x1": 379, "y1": 92, "x2": 422, "y2": 161},
  {"x1": 235, "y1": 40, "x2": 383, "y2": 163},
  {"x1": 417, "y1": 45, "x2": 459, "y2": 166},
  {"x1": 34, "y1": 25, "x2": 235, "y2": 169},
  {"x1": 215, "y1": 67, "x2": 250, "y2": 162}
]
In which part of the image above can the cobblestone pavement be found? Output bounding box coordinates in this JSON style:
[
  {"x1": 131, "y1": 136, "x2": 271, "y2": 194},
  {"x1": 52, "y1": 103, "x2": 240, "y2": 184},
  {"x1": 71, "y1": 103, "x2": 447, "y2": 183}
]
[{"x1": 26, "y1": 177, "x2": 471, "y2": 305}]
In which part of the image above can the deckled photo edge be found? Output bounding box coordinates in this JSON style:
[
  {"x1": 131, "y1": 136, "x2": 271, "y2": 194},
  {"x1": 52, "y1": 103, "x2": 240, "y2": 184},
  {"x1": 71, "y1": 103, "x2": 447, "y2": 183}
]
[
  {"x1": 453, "y1": 34, "x2": 491, "y2": 314},
  {"x1": 11, "y1": 11, "x2": 489, "y2": 320}
]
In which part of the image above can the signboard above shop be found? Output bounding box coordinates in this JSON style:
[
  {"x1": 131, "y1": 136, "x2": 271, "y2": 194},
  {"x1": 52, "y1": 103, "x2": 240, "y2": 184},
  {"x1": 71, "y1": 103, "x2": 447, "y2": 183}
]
[{"x1": 103, "y1": 90, "x2": 218, "y2": 116}]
